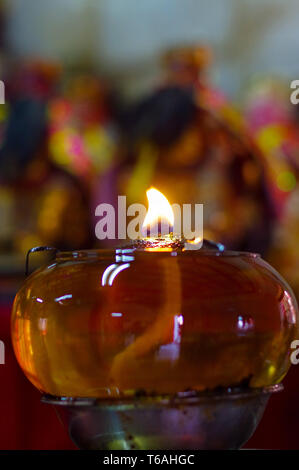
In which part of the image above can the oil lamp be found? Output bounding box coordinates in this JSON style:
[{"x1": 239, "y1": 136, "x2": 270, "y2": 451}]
[{"x1": 11, "y1": 189, "x2": 298, "y2": 449}]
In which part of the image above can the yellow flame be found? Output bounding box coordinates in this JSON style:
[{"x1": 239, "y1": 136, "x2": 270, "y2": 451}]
[
  {"x1": 187, "y1": 236, "x2": 202, "y2": 245},
  {"x1": 142, "y1": 187, "x2": 174, "y2": 228}
]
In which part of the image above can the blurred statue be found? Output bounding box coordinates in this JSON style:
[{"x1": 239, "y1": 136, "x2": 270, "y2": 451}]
[
  {"x1": 94, "y1": 46, "x2": 276, "y2": 254},
  {"x1": 0, "y1": 61, "x2": 90, "y2": 256}
]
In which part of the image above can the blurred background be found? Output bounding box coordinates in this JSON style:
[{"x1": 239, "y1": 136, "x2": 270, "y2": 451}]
[{"x1": 0, "y1": 0, "x2": 299, "y2": 449}]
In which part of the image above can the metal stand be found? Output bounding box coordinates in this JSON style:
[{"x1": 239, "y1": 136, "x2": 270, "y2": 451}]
[{"x1": 42, "y1": 384, "x2": 282, "y2": 450}]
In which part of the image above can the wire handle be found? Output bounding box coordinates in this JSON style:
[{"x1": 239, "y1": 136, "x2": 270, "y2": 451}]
[{"x1": 25, "y1": 246, "x2": 59, "y2": 276}]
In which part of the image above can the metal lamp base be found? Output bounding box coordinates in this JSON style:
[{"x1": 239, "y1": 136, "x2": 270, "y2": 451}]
[{"x1": 42, "y1": 385, "x2": 282, "y2": 450}]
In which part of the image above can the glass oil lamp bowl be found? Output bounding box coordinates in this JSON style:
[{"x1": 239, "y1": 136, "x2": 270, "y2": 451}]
[{"x1": 11, "y1": 240, "x2": 298, "y2": 449}]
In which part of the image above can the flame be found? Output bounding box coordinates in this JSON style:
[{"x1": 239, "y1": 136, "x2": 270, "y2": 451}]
[{"x1": 142, "y1": 187, "x2": 174, "y2": 229}]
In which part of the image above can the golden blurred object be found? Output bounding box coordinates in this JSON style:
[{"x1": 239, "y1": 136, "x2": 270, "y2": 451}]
[{"x1": 0, "y1": 165, "x2": 90, "y2": 255}]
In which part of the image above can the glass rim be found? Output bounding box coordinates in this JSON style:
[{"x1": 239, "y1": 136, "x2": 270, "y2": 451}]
[{"x1": 55, "y1": 247, "x2": 261, "y2": 260}]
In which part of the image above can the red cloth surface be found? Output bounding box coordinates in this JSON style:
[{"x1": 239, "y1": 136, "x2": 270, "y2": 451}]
[
  {"x1": 0, "y1": 302, "x2": 75, "y2": 449},
  {"x1": 0, "y1": 300, "x2": 298, "y2": 449}
]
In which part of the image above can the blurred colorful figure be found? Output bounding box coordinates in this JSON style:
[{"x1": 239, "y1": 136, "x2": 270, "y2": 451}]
[
  {"x1": 244, "y1": 77, "x2": 298, "y2": 296},
  {"x1": 48, "y1": 70, "x2": 117, "y2": 185}
]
